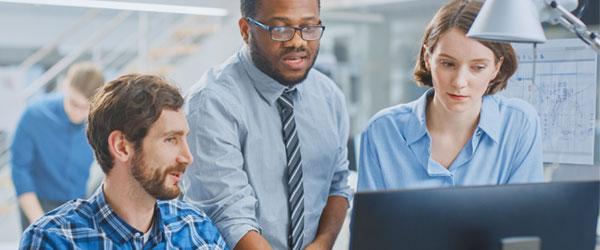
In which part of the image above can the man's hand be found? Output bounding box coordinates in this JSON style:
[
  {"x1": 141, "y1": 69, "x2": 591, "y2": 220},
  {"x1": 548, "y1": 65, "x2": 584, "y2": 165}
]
[
  {"x1": 304, "y1": 239, "x2": 328, "y2": 250},
  {"x1": 306, "y1": 196, "x2": 349, "y2": 250}
]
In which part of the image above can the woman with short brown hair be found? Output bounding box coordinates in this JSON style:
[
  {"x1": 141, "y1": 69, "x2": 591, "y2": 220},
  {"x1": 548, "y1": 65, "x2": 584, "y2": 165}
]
[{"x1": 358, "y1": 0, "x2": 543, "y2": 191}]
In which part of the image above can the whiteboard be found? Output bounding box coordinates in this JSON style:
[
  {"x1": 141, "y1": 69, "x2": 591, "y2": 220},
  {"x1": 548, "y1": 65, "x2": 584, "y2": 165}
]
[{"x1": 502, "y1": 39, "x2": 598, "y2": 165}]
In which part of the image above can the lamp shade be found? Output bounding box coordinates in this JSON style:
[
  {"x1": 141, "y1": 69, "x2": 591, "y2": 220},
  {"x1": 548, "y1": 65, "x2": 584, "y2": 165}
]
[{"x1": 467, "y1": 0, "x2": 547, "y2": 43}]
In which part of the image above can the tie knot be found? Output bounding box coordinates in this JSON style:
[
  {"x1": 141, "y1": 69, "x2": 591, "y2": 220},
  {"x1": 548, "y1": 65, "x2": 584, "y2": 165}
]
[{"x1": 277, "y1": 89, "x2": 296, "y2": 110}]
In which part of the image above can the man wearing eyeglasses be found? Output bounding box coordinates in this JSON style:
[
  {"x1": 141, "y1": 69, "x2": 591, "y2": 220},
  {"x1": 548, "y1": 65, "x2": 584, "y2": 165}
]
[{"x1": 182, "y1": 0, "x2": 352, "y2": 249}]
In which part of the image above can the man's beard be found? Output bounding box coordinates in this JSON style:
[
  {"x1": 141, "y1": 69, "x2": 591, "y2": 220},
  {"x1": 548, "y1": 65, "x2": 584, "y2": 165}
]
[
  {"x1": 250, "y1": 38, "x2": 319, "y2": 87},
  {"x1": 130, "y1": 149, "x2": 186, "y2": 200}
]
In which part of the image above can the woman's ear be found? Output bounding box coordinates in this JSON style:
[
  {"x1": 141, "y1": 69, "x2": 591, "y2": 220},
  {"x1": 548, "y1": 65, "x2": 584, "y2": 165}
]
[
  {"x1": 107, "y1": 130, "x2": 134, "y2": 165},
  {"x1": 491, "y1": 56, "x2": 504, "y2": 80},
  {"x1": 423, "y1": 45, "x2": 431, "y2": 70}
]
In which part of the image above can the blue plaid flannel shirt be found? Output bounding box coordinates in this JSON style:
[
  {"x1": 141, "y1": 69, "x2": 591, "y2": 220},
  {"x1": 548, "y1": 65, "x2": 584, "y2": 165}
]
[{"x1": 19, "y1": 188, "x2": 229, "y2": 250}]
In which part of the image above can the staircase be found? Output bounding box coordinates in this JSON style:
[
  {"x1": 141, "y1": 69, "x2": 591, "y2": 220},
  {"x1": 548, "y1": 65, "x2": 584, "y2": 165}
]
[{"x1": 0, "y1": 7, "x2": 238, "y2": 246}]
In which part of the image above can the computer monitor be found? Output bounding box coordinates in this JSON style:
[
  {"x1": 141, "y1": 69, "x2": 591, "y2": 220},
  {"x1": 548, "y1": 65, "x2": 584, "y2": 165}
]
[{"x1": 350, "y1": 181, "x2": 599, "y2": 250}]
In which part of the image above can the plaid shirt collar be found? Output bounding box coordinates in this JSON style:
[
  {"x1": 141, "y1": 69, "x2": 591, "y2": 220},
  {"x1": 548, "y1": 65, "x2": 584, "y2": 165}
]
[{"x1": 91, "y1": 187, "x2": 165, "y2": 245}]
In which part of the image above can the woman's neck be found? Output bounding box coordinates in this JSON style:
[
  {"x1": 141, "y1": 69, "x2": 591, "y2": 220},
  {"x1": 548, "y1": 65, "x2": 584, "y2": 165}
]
[{"x1": 426, "y1": 93, "x2": 481, "y2": 137}]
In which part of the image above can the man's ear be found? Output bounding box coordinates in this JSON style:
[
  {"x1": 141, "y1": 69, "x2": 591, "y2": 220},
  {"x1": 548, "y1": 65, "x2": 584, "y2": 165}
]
[
  {"x1": 107, "y1": 130, "x2": 134, "y2": 165},
  {"x1": 239, "y1": 17, "x2": 250, "y2": 44}
]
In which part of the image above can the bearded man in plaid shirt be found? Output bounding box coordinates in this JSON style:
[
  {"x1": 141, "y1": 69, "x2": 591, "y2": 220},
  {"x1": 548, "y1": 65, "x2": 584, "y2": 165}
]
[{"x1": 19, "y1": 74, "x2": 229, "y2": 250}]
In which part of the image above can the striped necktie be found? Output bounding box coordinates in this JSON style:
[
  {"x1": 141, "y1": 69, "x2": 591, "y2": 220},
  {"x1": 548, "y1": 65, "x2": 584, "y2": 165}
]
[{"x1": 277, "y1": 89, "x2": 305, "y2": 250}]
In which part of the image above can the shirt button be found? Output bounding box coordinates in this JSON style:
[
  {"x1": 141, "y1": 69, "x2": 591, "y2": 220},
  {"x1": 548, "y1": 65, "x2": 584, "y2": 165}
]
[{"x1": 134, "y1": 233, "x2": 141, "y2": 237}]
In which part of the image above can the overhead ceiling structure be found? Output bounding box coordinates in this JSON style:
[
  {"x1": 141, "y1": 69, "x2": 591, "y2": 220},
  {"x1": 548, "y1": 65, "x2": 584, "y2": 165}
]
[
  {"x1": 324, "y1": 0, "x2": 420, "y2": 10},
  {"x1": 323, "y1": 0, "x2": 446, "y2": 17},
  {"x1": 0, "y1": 0, "x2": 228, "y2": 16},
  {"x1": 0, "y1": 0, "x2": 238, "y2": 65},
  {"x1": 0, "y1": 0, "x2": 449, "y2": 65}
]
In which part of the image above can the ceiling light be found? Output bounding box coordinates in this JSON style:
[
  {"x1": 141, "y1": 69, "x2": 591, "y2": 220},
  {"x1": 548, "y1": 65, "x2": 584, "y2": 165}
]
[{"x1": 0, "y1": 0, "x2": 229, "y2": 16}]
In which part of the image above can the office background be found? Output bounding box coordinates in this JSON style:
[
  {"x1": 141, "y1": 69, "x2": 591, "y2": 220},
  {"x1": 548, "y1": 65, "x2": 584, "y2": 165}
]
[{"x1": 0, "y1": 0, "x2": 598, "y2": 249}]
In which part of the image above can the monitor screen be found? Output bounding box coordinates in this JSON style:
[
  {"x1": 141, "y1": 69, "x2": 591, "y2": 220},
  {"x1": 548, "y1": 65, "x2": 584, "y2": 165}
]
[{"x1": 350, "y1": 181, "x2": 599, "y2": 250}]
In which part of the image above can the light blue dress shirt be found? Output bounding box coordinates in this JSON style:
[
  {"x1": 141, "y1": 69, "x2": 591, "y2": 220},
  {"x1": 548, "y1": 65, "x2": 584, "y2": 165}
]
[
  {"x1": 358, "y1": 89, "x2": 544, "y2": 191},
  {"x1": 182, "y1": 46, "x2": 352, "y2": 250}
]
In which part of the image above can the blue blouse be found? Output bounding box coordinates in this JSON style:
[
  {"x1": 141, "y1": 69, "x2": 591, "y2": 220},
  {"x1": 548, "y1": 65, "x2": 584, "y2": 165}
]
[{"x1": 358, "y1": 89, "x2": 544, "y2": 191}]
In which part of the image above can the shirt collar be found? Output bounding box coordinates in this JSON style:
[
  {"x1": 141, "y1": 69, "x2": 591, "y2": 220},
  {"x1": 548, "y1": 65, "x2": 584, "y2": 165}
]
[
  {"x1": 478, "y1": 95, "x2": 501, "y2": 143},
  {"x1": 405, "y1": 89, "x2": 501, "y2": 144},
  {"x1": 92, "y1": 186, "x2": 165, "y2": 244},
  {"x1": 405, "y1": 89, "x2": 432, "y2": 145},
  {"x1": 239, "y1": 45, "x2": 304, "y2": 106}
]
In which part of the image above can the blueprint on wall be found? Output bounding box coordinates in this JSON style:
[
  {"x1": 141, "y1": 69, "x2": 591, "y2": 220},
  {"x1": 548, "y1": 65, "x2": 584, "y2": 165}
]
[{"x1": 502, "y1": 39, "x2": 598, "y2": 165}]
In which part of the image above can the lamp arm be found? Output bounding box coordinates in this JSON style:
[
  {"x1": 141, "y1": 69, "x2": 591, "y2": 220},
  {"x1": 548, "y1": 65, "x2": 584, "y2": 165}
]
[{"x1": 548, "y1": 0, "x2": 600, "y2": 53}]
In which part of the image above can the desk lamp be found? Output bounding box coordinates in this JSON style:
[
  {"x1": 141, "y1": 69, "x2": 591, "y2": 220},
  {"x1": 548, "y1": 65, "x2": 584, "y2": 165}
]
[{"x1": 467, "y1": 0, "x2": 600, "y2": 54}]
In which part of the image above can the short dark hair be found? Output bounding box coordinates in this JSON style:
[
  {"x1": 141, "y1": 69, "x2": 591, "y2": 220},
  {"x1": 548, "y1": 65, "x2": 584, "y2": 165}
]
[
  {"x1": 240, "y1": 0, "x2": 321, "y2": 18},
  {"x1": 87, "y1": 74, "x2": 184, "y2": 174},
  {"x1": 413, "y1": 0, "x2": 517, "y2": 95}
]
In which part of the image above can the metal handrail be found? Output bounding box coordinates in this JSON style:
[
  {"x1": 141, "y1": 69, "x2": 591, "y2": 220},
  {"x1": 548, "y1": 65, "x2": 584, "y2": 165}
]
[
  {"x1": 17, "y1": 9, "x2": 101, "y2": 73},
  {"x1": 22, "y1": 11, "x2": 133, "y2": 99},
  {"x1": 21, "y1": 9, "x2": 225, "y2": 99},
  {"x1": 100, "y1": 13, "x2": 179, "y2": 72},
  {"x1": 118, "y1": 14, "x2": 194, "y2": 75},
  {"x1": 0, "y1": 159, "x2": 7, "y2": 172},
  {"x1": 117, "y1": 15, "x2": 217, "y2": 75},
  {"x1": 0, "y1": 131, "x2": 7, "y2": 172}
]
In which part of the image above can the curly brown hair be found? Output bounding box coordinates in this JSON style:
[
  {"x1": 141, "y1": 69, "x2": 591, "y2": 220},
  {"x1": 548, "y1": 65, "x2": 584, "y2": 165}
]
[
  {"x1": 413, "y1": 0, "x2": 517, "y2": 95},
  {"x1": 86, "y1": 74, "x2": 184, "y2": 174}
]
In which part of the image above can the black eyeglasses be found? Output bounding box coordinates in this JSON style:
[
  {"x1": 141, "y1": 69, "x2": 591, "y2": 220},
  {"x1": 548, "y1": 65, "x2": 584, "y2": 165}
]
[{"x1": 246, "y1": 17, "x2": 325, "y2": 42}]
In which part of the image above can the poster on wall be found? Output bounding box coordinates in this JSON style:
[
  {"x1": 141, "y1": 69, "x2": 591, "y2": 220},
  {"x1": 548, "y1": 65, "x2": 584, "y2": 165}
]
[{"x1": 503, "y1": 39, "x2": 598, "y2": 165}]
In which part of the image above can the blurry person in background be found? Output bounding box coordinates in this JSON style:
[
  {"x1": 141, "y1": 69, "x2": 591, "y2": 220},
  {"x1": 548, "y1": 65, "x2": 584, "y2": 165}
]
[
  {"x1": 19, "y1": 74, "x2": 228, "y2": 249},
  {"x1": 10, "y1": 62, "x2": 104, "y2": 231},
  {"x1": 358, "y1": 0, "x2": 543, "y2": 191}
]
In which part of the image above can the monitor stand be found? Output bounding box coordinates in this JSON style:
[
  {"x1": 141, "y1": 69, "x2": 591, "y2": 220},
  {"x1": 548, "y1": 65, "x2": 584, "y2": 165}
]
[{"x1": 501, "y1": 236, "x2": 541, "y2": 250}]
